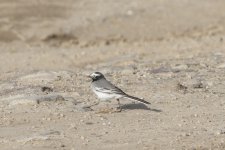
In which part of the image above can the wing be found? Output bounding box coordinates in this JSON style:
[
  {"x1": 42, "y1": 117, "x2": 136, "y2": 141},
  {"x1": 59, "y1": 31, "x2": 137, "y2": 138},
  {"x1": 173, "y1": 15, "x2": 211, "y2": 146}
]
[
  {"x1": 94, "y1": 86, "x2": 126, "y2": 95},
  {"x1": 93, "y1": 79, "x2": 126, "y2": 95}
]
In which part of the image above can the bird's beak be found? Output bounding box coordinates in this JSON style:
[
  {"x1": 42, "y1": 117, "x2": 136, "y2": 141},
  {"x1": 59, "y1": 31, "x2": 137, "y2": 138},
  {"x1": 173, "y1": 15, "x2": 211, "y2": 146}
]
[
  {"x1": 87, "y1": 74, "x2": 91, "y2": 78},
  {"x1": 86, "y1": 74, "x2": 92, "y2": 82}
]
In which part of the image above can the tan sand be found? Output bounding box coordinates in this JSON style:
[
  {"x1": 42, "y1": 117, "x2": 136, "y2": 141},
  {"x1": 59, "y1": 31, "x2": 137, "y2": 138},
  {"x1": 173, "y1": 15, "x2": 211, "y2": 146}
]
[{"x1": 0, "y1": 0, "x2": 225, "y2": 149}]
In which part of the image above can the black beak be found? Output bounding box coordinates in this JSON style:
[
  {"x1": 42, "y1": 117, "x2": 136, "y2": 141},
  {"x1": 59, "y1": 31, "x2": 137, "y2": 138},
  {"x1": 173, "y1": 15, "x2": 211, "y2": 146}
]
[
  {"x1": 87, "y1": 75, "x2": 92, "y2": 78},
  {"x1": 87, "y1": 74, "x2": 93, "y2": 81}
]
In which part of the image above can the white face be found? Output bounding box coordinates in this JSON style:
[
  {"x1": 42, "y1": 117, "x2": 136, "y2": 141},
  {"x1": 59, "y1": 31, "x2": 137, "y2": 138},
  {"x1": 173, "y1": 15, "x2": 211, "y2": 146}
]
[{"x1": 89, "y1": 72, "x2": 104, "y2": 80}]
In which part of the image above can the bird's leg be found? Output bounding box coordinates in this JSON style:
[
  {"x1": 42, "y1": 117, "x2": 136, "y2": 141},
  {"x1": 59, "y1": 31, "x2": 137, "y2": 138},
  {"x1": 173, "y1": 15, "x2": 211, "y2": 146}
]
[
  {"x1": 106, "y1": 103, "x2": 110, "y2": 109},
  {"x1": 84, "y1": 101, "x2": 100, "y2": 110},
  {"x1": 116, "y1": 99, "x2": 122, "y2": 112},
  {"x1": 96, "y1": 100, "x2": 122, "y2": 114}
]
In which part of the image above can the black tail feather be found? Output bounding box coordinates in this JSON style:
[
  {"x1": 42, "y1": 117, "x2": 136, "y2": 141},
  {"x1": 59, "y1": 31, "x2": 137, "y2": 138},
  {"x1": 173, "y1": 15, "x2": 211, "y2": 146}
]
[{"x1": 124, "y1": 95, "x2": 151, "y2": 105}]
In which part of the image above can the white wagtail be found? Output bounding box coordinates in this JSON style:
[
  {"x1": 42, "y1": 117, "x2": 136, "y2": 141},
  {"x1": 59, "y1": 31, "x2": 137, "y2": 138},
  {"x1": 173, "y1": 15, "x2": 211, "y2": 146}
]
[{"x1": 88, "y1": 72, "x2": 150, "y2": 110}]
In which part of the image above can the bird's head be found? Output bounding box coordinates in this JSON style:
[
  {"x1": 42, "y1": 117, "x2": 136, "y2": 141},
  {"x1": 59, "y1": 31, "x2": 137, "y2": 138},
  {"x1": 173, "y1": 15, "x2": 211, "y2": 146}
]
[{"x1": 88, "y1": 72, "x2": 105, "y2": 81}]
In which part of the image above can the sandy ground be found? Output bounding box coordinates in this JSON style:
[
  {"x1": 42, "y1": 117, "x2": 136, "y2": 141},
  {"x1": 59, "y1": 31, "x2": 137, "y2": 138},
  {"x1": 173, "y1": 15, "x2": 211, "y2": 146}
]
[{"x1": 1, "y1": 0, "x2": 225, "y2": 149}]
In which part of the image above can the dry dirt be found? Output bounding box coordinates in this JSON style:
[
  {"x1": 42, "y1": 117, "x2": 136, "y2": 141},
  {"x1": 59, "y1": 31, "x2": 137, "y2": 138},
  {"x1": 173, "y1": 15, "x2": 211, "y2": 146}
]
[{"x1": 1, "y1": 0, "x2": 225, "y2": 149}]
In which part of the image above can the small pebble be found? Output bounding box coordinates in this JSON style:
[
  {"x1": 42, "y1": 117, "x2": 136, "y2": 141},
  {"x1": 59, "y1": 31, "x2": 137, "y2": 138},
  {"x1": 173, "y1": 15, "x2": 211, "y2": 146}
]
[{"x1": 60, "y1": 144, "x2": 65, "y2": 147}]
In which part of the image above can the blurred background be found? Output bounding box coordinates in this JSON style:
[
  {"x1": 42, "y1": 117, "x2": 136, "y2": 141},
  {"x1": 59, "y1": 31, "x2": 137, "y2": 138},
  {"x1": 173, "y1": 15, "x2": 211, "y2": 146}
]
[
  {"x1": 1, "y1": 1, "x2": 225, "y2": 150},
  {"x1": 0, "y1": 0, "x2": 225, "y2": 72}
]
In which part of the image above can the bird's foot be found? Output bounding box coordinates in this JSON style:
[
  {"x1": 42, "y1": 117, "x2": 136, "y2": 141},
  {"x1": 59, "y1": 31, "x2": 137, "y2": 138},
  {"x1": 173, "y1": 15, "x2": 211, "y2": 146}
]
[
  {"x1": 115, "y1": 106, "x2": 122, "y2": 112},
  {"x1": 95, "y1": 107, "x2": 122, "y2": 114}
]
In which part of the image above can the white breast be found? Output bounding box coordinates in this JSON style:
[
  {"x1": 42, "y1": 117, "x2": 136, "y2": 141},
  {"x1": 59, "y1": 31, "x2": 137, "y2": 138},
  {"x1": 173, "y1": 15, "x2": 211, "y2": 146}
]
[{"x1": 92, "y1": 87, "x2": 122, "y2": 101}]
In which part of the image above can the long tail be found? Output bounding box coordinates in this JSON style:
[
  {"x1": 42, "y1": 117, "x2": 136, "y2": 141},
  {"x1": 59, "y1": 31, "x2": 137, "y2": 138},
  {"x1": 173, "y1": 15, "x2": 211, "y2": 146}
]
[{"x1": 124, "y1": 95, "x2": 151, "y2": 105}]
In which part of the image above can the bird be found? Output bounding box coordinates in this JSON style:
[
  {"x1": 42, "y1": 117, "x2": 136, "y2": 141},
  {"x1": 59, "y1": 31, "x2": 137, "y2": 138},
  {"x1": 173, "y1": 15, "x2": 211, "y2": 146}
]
[{"x1": 88, "y1": 72, "x2": 150, "y2": 111}]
